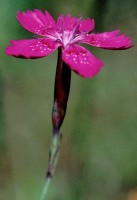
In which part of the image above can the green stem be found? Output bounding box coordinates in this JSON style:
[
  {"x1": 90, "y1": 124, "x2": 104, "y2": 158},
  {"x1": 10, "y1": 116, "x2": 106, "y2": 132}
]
[
  {"x1": 40, "y1": 132, "x2": 62, "y2": 200},
  {"x1": 40, "y1": 177, "x2": 51, "y2": 200},
  {"x1": 47, "y1": 132, "x2": 62, "y2": 178}
]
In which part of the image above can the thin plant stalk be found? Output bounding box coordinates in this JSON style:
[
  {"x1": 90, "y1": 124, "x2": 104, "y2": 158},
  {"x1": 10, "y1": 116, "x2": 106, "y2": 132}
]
[{"x1": 40, "y1": 47, "x2": 71, "y2": 200}]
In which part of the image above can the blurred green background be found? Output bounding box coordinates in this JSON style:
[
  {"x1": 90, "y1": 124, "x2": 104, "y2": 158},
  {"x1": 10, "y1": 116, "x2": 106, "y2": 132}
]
[{"x1": 0, "y1": 0, "x2": 137, "y2": 199}]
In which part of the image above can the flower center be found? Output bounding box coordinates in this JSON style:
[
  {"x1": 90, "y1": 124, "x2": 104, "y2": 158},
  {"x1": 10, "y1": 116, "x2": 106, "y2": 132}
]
[
  {"x1": 56, "y1": 29, "x2": 84, "y2": 48},
  {"x1": 44, "y1": 17, "x2": 84, "y2": 48}
]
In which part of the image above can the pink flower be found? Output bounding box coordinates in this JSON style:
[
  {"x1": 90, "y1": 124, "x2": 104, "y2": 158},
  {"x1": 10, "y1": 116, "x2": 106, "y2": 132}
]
[{"x1": 6, "y1": 10, "x2": 133, "y2": 78}]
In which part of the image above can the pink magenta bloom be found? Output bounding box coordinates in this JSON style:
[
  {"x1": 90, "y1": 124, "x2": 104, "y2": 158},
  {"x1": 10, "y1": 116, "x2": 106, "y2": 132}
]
[{"x1": 6, "y1": 10, "x2": 133, "y2": 78}]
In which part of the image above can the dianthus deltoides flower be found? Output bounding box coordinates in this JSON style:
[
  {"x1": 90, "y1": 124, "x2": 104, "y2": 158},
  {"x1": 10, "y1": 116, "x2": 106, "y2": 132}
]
[
  {"x1": 6, "y1": 10, "x2": 133, "y2": 198},
  {"x1": 6, "y1": 10, "x2": 132, "y2": 78}
]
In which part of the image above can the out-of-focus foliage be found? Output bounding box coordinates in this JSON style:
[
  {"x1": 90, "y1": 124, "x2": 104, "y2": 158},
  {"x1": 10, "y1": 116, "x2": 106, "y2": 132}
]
[{"x1": 0, "y1": 0, "x2": 137, "y2": 200}]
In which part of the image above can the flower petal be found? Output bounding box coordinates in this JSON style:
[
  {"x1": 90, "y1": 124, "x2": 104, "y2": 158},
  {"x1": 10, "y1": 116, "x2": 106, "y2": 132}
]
[
  {"x1": 17, "y1": 10, "x2": 56, "y2": 36},
  {"x1": 6, "y1": 38, "x2": 60, "y2": 58},
  {"x1": 62, "y1": 45, "x2": 103, "y2": 78},
  {"x1": 79, "y1": 18, "x2": 95, "y2": 32},
  {"x1": 57, "y1": 14, "x2": 80, "y2": 31},
  {"x1": 83, "y1": 30, "x2": 133, "y2": 49}
]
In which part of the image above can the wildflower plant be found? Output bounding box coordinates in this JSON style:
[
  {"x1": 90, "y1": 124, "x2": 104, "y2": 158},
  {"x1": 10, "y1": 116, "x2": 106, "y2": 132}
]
[{"x1": 6, "y1": 10, "x2": 133, "y2": 199}]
